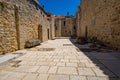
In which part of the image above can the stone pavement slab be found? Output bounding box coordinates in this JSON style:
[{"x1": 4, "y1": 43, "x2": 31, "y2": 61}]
[
  {"x1": 70, "y1": 75, "x2": 87, "y2": 80},
  {"x1": 0, "y1": 39, "x2": 120, "y2": 80},
  {"x1": 78, "y1": 68, "x2": 95, "y2": 76},
  {"x1": 57, "y1": 67, "x2": 78, "y2": 75},
  {"x1": 48, "y1": 75, "x2": 69, "y2": 80}
]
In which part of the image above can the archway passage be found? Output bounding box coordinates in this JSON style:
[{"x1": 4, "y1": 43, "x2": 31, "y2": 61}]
[{"x1": 38, "y1": 25, "x2": 43, "y2": 42}]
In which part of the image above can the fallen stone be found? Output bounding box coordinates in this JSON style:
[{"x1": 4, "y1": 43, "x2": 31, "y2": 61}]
[
  {"x1": 25, "y1": 39, "x2": 41, "y2": 48},
  {"x1": 75, "y1": 37, "x2": 87, "y2": 45}
]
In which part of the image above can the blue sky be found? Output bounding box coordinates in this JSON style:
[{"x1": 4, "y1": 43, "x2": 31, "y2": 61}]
[{"x1": 38, "y1": 0, "x2": 80, "y2": 16}]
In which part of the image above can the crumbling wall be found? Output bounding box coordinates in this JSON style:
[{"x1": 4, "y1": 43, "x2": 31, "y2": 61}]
[{"x1": 79, "y1": 0, "x2": 120, "y2": 49}]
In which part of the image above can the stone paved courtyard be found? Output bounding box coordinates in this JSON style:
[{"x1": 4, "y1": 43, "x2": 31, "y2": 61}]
[{"x1": 0, "y1": 39, "x2": 120, "y2": 80}]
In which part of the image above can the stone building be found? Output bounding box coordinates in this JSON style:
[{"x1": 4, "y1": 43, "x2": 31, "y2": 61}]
[
  {"x1": 76, "y1": 0, "x2": 120, "y2": 49},
  {"x1": 55, "y1": 15, "x2": 76, "y2": 37},
  {"x1": 0, "y1": 0, "x2": 55, "y2": 54}
]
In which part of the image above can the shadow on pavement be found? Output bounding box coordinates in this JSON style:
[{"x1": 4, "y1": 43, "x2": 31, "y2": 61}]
[{"x1": 69, "y1": 38, "x2": 120, "y2": 80}]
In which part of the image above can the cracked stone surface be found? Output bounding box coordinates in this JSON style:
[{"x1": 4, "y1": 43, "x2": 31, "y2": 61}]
[{"x1": 0, "y1": 39, "x2": 120, "y2": 80}]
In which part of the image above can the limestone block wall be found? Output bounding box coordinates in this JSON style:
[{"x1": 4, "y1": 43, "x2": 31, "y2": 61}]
[
  {"x1": 50, "y1": 16, "x2": 55, "y2": 39},
  {"x1": 0, "y1": 1, "x2": 18, "y2": 54},
  {"x1": 16, "y1": 0, "x2": 40, "y2": 49},
  {"x1": 55, "y1": 19, "x2": 62, "y2": 37},
  {"x1": 75, "y1": 6, "x2": 81, "y2": 37},
  {"x1": 79, "y1": 0, "x2": 120, "y2": 49},
  {"x1": 0, "y1": 0, "x2": 54, "y2": 54},
  {"x1": 61, "y1": 17, "x2": 76, "y2": 37}
]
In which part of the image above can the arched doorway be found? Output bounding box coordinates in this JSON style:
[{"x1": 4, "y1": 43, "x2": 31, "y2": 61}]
[{"x1": 38, "y1": 25, "x2": 43, "y2": 42}]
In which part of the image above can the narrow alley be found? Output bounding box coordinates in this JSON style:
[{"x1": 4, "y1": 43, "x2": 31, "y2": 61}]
[{"x1": 0, "y1": 38, "x2": 120, "y2": 80}]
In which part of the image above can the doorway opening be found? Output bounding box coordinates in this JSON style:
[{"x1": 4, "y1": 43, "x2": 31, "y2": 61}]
[
  {"x1": 47, "y1": 29, "x2": 50, "y2": 39},
  {"x1": 38, "y1": 25, "x2": 43, "y2": 42},
  {"x1": 85, "y1": 26, "x2": 88, "y2": 38}
]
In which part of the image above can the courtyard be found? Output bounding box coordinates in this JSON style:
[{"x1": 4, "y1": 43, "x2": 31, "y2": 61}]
[{"x1": 0, "y1": 38, "x2": 120, "y2": 80}]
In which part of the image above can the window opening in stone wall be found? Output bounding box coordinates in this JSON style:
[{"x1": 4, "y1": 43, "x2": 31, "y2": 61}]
[
  {"x1": 55, "y1": 25, "x2": 57, "y2": 30},
  {"x1": 64, "y1": 21, "x2": 66, "y2": 26},
  {"x1": 47, "y1": 29, "x2": 50, "y2": 39},
  {"x1": 74, "y1": 25, "x2": 76, "y2": 30},
  {"x1": 85, "y1": 26, "x2": 88, "y2": 38},
  {"x1": 38, "y1": 25, "x2": 43, "y2": 42}
]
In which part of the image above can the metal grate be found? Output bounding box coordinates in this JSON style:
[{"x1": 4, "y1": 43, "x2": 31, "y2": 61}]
[
  {"x1": 37, "y1": 48, "x2": 55, "y2": 51},
  {"x1": 63, "y1": 44, "x2": 73, "y2": 46},
  {"x1": 28, "y1": 48, "x2": 55, "y2": 51}
]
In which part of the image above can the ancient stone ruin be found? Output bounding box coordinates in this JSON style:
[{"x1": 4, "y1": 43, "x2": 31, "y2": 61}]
[{"x1": 0, "y1": 0, "x2": 120, "y2": 54}]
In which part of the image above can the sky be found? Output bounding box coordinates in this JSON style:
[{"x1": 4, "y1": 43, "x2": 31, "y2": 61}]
[{"x1": 38, "y1": 0, "x2": 80, "y2": 16}]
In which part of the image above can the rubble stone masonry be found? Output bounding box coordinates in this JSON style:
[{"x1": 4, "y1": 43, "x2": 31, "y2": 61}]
[
  {"x1": 0, "y1": 0, "x2": 55, "y2": 54},
  {"x1": 76, "y1": 0, "x2": 120, "y2": 49}
]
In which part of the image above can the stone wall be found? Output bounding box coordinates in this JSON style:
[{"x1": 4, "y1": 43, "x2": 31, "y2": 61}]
[
  {"x1": 77, "y1": 0, "x2": 120, "y2": 49},
  {"x1": 61, "y1": 17, "x2": 76, "y2": 37},
  {"x1": 55, "y1": 16, "x2": 76, "y2": 37},
  {"x1": 75, "y1": 6, "x2": 81, "y2": 37},
  {"x1": 0, "y1": 1, "x2": 18, "y2": 54},
  {"x1": 0, "y1": 0, "x2": 55, "y2": 54},
  {"x1": 55, "y1": 19, "x2": 62, "y2": 37}
]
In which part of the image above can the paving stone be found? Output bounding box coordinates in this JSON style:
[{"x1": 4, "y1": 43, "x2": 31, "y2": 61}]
[
  {"x1": 54, "y1": 59, "x2": 60, "y2": 62},
  {"x1": 65, "y1": 56, "x2": 77, "y2": 59},
  {"x1": 56, "y1": 62, "x2": 65, "y2": 67},
  {"x1": 49, "y1": 62, "x2": 56, "y2": 66},
  {"x1": 78, "y1": 68, "x2": 95, "y2": 76},
  {"x1": 36, "y1": 74, "x2": 48, "y2": 80},
  {"x1": 0, "y1": 39, "x2": 119, "y2": 80},
  {"x1": 48, "y1": 66, "x2": 57, "y2": 74},
  {"x1": 99, "y1": 60, "x2": 120, "y2": 77},
  {"x1": 0, "y1": 71, "x2": 14, "y2": 80},
  {"x1": 57, "y1": 67, "x2": 78, "y2": 75},
  {"x1": 70, "y1": 59, "x2": 79, "y2": 63},
  {"x1": 66, "y1": 63, "x2": 77, "y2": 67},
  {"x1": 37, "y1": 66, "x2": 49, "y2": 73},
  {"x1": 23, "y1": 73, "x2": 38, "y2": 80},
  {"x1": 35, "y1": 62, "x2": 49, "y2": 66},
  {"x1": 70, "y1": 75, "x2": 87, "y2": 80},
  {"x1": 6, "y1": 72, "x2": 26, "y2": 80},
  {"x1": 15, "y1": 66, "x2": 39, "y2": 73},
  {"x1": 61, "y1": 59, "x2": 69, "y2": 62},
  {"x1": 85, "y1": 63, "x2": 97, "y2": 68},
  {"x1": 48, "y1": 75, "x2": 69, "y2": 80},
  {"x1": 87, "y1": 76, "x2": 108, "y2": 80},
  {"x1": 78, "y1": 62, "x2": 86, "y2": 67},
  {"x1": 92, "y1": 68, "x2": 116, "y2": 77}
]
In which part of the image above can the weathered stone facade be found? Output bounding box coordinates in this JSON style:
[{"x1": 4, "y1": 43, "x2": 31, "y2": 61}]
[
  {"x1": 76, "y1": 0, "x2": 120, "y2": 49},
  {"x1": 55, "y1": 16, "x2": 76, "y2": 37},
  {"x1": 0, "y1": 0, "x2": 55, "y2": 54}
]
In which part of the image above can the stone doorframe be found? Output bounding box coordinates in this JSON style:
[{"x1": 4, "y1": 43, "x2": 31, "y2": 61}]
[
  {"x1": 14, "y1": 5, "x2": 20, "y2": 50},
  {"x1": 38, "y1": 24, "x2": 43, "y2": 42}
]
